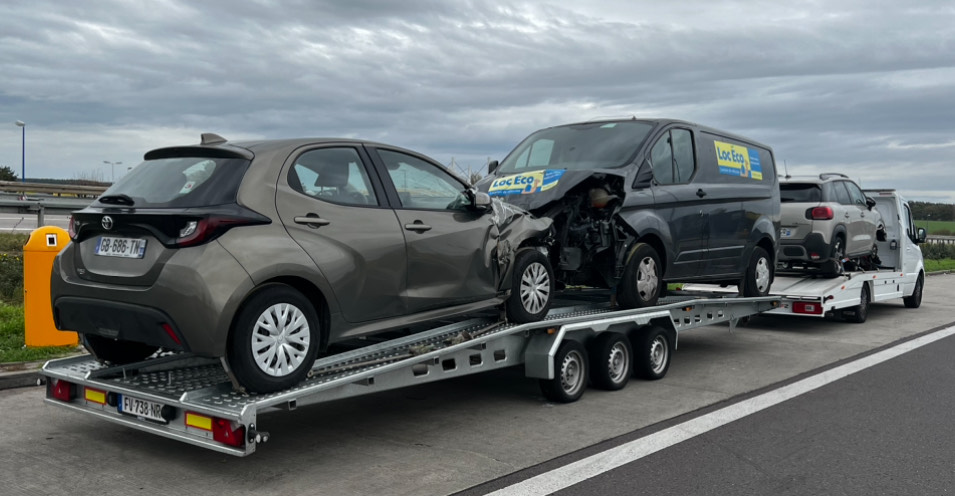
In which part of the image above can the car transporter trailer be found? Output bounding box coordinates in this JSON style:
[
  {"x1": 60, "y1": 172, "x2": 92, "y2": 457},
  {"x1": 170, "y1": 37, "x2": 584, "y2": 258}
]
[{"x1": 41, "y1": 293, "x2": 779, "y2": 456}]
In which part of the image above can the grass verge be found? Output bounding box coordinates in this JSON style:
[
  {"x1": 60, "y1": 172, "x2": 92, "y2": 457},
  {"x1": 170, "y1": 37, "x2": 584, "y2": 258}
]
[
  {"x1": 925, "y1": 259, "x2": 955, "y2": 272},
  {"x1": 0, "y1": 303, "x2": 76, "y2": 363}
]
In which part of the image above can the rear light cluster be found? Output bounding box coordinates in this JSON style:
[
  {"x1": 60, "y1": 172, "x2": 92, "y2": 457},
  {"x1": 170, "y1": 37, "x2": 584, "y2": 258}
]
[
  {"x1": 68, "y1": 216, "x2": 82, "y2": 240},
  {"x1": 50, "y1": 379, "x2": 245, "y2": 448},
  {"x1": 807, "y1": 206, "x2": 834, "y2": 220},
  {"x1": 175, "y1": 217, "x2": 253, "y2": 247},
  {"x1": 792, "y1": 301, "x2": 824, "y2": 315}
]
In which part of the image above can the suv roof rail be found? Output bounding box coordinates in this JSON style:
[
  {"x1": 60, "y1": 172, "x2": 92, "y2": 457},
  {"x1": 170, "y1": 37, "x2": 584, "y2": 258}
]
[{"x1": 819, "y1": 172, "x2": 849, "y2": 180}]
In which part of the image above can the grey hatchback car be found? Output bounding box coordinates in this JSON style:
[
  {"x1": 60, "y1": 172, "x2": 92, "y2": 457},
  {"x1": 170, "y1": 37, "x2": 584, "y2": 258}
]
[{"x1": 52, "y1": 135, "x2": 554, "y2": 393}]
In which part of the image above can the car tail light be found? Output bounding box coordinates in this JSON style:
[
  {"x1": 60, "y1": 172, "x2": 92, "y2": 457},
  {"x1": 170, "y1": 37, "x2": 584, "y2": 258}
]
[
  {"x1": 51, "y1": 379, "x2": 76, "y2": 402},
  {"x1": 808, "y1": 207, "x2": 834, "y2": 220},
  {"x1": 68, "y1": 216, "x2": 80, "y2": 240},
  {"x1": 793, "y1": 302, "x2": 823, "y2": 315},
  {"x1": 176, "y1": 217, "x2": 256, "y2": 248},
  {"x1": 161, "y1": 323, "x2": 182, "y2": 346}
]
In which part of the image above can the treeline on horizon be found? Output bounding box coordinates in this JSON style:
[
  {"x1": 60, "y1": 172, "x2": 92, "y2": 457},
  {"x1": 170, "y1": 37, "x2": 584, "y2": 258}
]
[{"x1": 910, "y1": 201, "x2": 955, "y2": 221}]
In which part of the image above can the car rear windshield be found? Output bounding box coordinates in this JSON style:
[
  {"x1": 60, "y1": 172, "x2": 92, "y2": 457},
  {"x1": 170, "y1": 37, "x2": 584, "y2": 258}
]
[
  {"x1": 780, "y1": 183, "x2": 822, "y2": 203},
  {"x1": 497, "y1": 121, "x2": 654, "y2": 173},
  {"x1": 95, "y1": 156, "x2": 251, "y2": 208}
]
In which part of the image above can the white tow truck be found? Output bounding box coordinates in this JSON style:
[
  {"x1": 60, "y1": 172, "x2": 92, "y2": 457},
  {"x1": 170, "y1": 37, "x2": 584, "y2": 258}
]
[
  {"x1": 38, "y1": 189, "x2": 925, "y2": 456},
  {"x1": 686, "y1": 189, "x2": 927, "y2": 322}
]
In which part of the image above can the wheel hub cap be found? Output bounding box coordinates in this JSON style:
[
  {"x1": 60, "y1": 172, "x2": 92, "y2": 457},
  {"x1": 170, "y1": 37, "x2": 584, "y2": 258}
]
[
  {"x1": 754, "y1": 257, "x2": 770, "y2": 293},
  {"x1": 252, "y1": 303, "x2": 310, "y2": 377},
  {"x1": 649, "y1": 336, "x2": 668, "y2": 374},
  {"x1": 636, "y1": 257, "x2": 659, "y2": 300},
  {"x1": 520, "y1": 261, "x2": 550, "y2": 315},
  {"x1": 560, "y1": 351, "x2": 584, "y2": 395},
  {"x1": 607, "y1": 342, "x2": 629, "y2": 382}
]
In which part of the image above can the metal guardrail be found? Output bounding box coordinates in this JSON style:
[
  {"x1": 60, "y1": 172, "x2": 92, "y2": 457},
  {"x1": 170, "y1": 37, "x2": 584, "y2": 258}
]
[
  {"x1": 926, "y1": 235, "x2": 955, "y2": 245},
  {"x1": 0, "y1": 198, "x2": 89, "y2": 228},
  {"x1": 0, "y1": 180, "x2": 108, "y2": 196}
]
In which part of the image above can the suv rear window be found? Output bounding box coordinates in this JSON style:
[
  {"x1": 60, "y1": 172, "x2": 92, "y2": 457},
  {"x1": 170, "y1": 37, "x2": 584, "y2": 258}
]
[
  {"x1": 780, "y1": 183, "x2": 822, "y2": 203},
  {"x1": 96, "y1": 157, "x2": 251, "y2": 208}
]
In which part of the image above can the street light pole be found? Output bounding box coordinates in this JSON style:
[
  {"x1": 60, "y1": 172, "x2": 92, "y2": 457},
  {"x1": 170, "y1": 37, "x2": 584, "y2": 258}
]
[
  {"x1": 15, "y1": 121, "x2": 25, "y2": 182},
  {"x1": 103, "y1": 160, "x2": 123, "y2": 182}
]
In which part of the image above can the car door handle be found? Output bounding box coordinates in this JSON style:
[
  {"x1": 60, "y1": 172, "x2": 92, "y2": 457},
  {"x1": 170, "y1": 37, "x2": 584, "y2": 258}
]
[
  {"x1": 404, "y1": 222, "x2": 432, "y2": 232},
  {"x1": 696, "y1": 188, "x2": 707, "y2": 198},
  {"x1": 294, "y1": 216, "x2": 331, "y2": 228}
]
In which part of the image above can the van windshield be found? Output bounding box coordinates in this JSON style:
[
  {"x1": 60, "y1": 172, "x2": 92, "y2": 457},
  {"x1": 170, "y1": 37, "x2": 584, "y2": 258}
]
[
  {"x1": 780, "y1": 183, "x2": 822, "y2": 203},
  {"x1": 497, "y1": 121, "x2": 654, "y2": 173},
  {"x1": 96, "y1": 156, "x2": 251, "y2": 208}
]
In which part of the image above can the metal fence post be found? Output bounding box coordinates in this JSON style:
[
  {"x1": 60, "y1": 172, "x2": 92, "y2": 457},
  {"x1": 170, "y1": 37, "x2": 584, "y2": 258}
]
[{"x1": 37, "y1": 203, "x2": 45, "y2": 227}]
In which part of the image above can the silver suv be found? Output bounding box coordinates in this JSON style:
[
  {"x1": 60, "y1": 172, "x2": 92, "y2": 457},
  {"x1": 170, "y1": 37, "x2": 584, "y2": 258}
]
[
  {"x1": 51, "y1": 135, "x2": 554, "y2": 393},
  {"x1": 779, "y1": 173, "x2": 884, "y2": 273}
]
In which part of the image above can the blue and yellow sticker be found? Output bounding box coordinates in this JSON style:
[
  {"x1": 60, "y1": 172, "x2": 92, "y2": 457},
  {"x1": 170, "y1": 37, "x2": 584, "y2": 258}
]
[
  {"x1": 488, "y1": 169, "x2": 566, "y2": 196},
  {"x1": 714, "y1": 141, "x2": 762, "y2": 180}
]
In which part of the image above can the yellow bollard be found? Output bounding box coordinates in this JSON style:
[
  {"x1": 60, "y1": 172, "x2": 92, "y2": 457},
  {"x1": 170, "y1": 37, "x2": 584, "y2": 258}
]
[{"x1": 24, "y1": 226, "x2": 77, "y2": 347}]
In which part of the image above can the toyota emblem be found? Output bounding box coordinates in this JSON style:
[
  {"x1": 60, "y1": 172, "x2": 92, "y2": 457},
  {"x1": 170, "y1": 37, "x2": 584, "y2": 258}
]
[{"x1": 102, "y1": 215, "x2": 114, "y2": 230}]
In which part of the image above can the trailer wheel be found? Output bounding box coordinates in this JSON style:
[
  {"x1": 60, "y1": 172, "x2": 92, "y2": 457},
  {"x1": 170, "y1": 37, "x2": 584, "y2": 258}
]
[
  {"x1": 903, "y1": 273, "x2": 923, "y2": 309},
  {"x1": 83, "y1": 335, "x2": 159, "y2": 364},
  {"x1": 632, "y1": 325, "x2": 672, "y2": 380},
  {"x1": 589, "y1": 332, "x2": 632, "y2": 391},
  {"x1": 740, "y1": 246, "x2": 773, "y2": 297},
  {"x1": 843, "y1": 283, "x2": 870, "y2": 323},
  {"x1": 506, "y1": 250, "x2": 554, "y2": 323},
  {"x1": 228, "y1": 284, "x2": 320, "y2": 393},
  {"x1": 618, "y1": 243, "x2": 661, "y2": 308},
  {"x1": 539, "y1": 340, "x2": 588, "y2": 403}
]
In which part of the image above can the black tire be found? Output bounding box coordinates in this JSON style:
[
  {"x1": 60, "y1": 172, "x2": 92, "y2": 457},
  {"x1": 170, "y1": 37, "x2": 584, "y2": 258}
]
[
  {"x1": 83, "y1": 335, "x2": 159, "y2": 364},
  {"x1": 828, "y1": 235, "x2": 846, "y2": 276},
  {"x1": 631, "y1": 325, "x2": 672, "y2": 380},
  {"x1": 843, "y1": 283, "x2": 870, "y2": 323},
  {"x1": 903, "y1": 273, "x2": 924, "y2": 309},
  {"x1": 588, "y1": 333, "x2": 632, "y2": 391},
  {"x1": 506, "y1": 250, "x2": 555, "y2": 323},
  {"x1": 618, "y1": 243, "x2": 662, "y2": 309},
  {"x1": 539, "y1": 340, "x2": 588, "y2": 403},
  {"x1": 741, "y1": 246, "x2": 773, "y2": 297},
  {"x1": 228, "y1": 284, "x2": 320, "y2": 393}
]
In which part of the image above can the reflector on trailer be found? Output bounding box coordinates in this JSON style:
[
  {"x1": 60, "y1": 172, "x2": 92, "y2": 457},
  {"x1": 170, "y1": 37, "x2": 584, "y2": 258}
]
[
  {"x1": 185, "y1": 412, "x2": 213, "y2": 431},
  {"x1": 84, "y1": 387, "x2": 106, "y2": 405}
]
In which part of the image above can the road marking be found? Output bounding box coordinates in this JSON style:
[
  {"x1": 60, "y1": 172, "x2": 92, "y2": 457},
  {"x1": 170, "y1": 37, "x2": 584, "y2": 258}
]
[{"x1": 489, "y1": 325, "x2": 955, "y2": 496}]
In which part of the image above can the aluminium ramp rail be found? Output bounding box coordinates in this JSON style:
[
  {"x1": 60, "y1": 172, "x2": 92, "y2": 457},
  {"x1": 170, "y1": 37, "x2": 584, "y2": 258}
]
[{"x1": 41, "y1": 295, "x2": 779, "y2": 456}]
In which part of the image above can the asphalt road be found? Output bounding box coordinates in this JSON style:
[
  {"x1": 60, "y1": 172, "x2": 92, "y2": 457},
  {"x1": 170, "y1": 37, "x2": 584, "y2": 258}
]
[
  {"x1": 1, "y1": 274, "x2": 953, "y2": 496},
  {"x1": 538, "y1": 329, "x2": 955, "y2": 495}
]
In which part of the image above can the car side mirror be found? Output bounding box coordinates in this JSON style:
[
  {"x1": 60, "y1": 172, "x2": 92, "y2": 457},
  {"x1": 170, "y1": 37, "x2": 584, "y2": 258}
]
[
  {"x1": 471, "y1": 191, "x2": 491, "y2": 211},
  {"x1": 487, "y1": 160, "x2": 500, "y2": 174},
  {"x1": 916, "y1": 227, "x2": 927, "y2": 243},
  {"x1": 631, "y1": 159, "x2": 654, "y2": 189},
  {"x1": 865, "y1": 197, "x2": 876, "y2": 210}
]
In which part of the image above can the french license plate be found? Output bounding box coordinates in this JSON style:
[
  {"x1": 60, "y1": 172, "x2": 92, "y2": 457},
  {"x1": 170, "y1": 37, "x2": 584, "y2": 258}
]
[
  {"x1": 95, "y1": 236, "x2": 147, "y2": 258},
  {"x1": 780, "y1": 228, "x2": 793, "y2": 238},
  {"x1": 118, "y1": 394, "x2": 167, "y2": 423}
]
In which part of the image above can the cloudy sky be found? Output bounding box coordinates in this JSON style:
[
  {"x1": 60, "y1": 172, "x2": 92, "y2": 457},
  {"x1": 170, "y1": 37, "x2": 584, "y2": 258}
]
[{"x1": 1, "y1": 0, "x2": 954, "y2": 201}]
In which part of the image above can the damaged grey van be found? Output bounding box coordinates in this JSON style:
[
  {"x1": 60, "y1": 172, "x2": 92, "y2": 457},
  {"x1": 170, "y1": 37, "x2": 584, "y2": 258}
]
[{"x1": 476, "y1": 118, "x2": 781, "y2": 308}]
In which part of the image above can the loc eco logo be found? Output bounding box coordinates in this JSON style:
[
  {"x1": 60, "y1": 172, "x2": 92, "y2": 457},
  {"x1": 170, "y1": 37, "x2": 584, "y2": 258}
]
[{"x1": 714, "y1": 141, "x2": 762, "y2": 180}]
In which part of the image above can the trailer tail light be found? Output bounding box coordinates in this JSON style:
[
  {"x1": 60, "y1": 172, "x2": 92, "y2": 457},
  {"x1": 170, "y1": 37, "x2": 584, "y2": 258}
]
[
  {"x1": 213, "y1": 418, "x2": 245, "y2": 448},
  {"x1": 51, "y1": 379, "x2": 75, "y2": 402},
  {"x1": 185, "y1": 412, "x2": 245, "y2": 448},
  {"x1": 793, "y1": 302, "x2": 823, "y2": 315},
  {"x1": 808, "y1": 207, "x2": 834, "y2": 220}
]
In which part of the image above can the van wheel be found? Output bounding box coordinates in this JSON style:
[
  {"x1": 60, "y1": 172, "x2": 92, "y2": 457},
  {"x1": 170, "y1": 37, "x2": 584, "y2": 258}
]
[
  {"x1": 843, "y1": 283, "x2": 870, "y2": 323},
  {"x1": 903, "y1": 273, "x2": 923, "y2": 309},
  {"x1": 618, "y1": 243, "x2": 661, "y2": 308},
  {"x1": 228, "y1": 284, "x2": 320, "y2": 393},
  {"x1": 83, "y1": 335, "x2": 159, "y2": 364},
  {"x1": 589, "y1": 333, "x2": 632, "y2": 391},
  {"x1": 741, "y1": 246, "x2": 772, "y2": 297},
  {"x1": 539, "y1": 340, "x2": 588, "y2": 403},
  {"x1": 506, "y1": 250, "x2": 554, "y2": 323}
]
